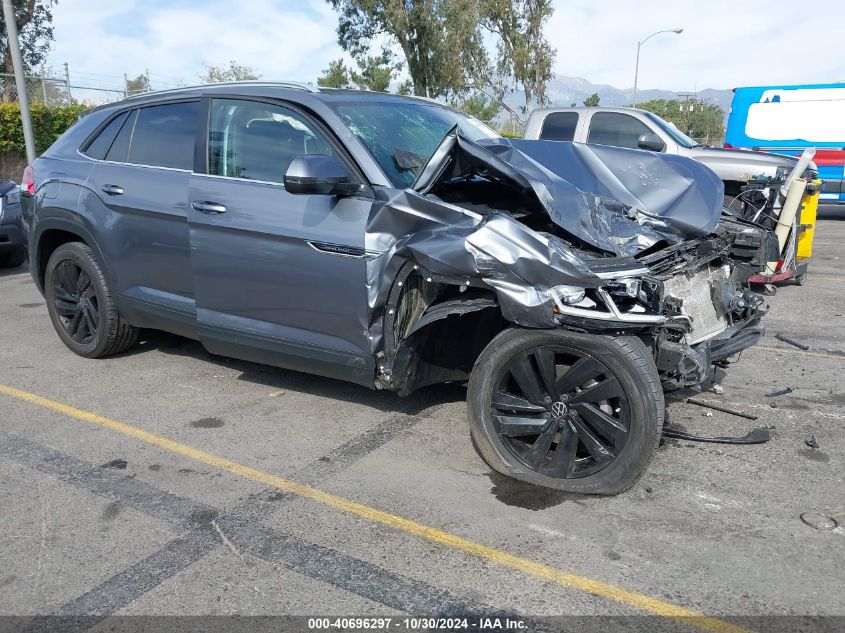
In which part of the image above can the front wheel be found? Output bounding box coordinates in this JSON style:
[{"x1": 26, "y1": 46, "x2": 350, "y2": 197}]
[{"x1": 467, "y1": 329, "x2": 664, "y2": 495}]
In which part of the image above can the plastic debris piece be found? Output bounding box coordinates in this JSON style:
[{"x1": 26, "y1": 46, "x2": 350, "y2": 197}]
[
  {"x1": 686, "y1": 397, "x2": 759, "y2": 420},
  {"x1": 765, "y1": 386, "x2": 794, "y2": 397},
  {"x1": 805, "y1": 435, "x2": 819, "y2": 449},
  {"x1": 663, "y1": 425, "x2": 770, "y2": 445},
  {"x1": 776, "y1": 333, "x2": 809, "y2": 350},
  {"x1": 712, "y1": 384, "x2": 724, "y2": 394},
  {"x1": 800, "y1": 512, "x2": 837, "y2": 530},
  {"x1": 702, "y1": 410, "x2": 713, "y2": 417}
]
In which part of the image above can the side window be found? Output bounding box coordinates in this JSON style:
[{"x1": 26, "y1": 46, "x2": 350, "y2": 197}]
[
  {"x1": 587, "y1": 112, "x2": 653, "y2": 150},
  {"x1": 127, "y1": 102, "x2": 200, "y2": 170},
  {"x1": 105, "y1": 110, "x2": 137, "y2": 163},
  {"x1": 539, "y1": 112, "x2": 579, "y2": 141},
  {"x1": 84, "y1": 112, "x2": 129, "y2": 159},
  {"x1": 209, "y1": 98, "x2": 335, "y2": 184}
]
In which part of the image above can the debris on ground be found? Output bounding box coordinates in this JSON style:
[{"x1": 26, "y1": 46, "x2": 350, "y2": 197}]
[
  {"x1": 805, "y1": 435, "x2": 819, "y2": 449},
  {"x1": 800, "y1": 512, "x2": 838, "y2": 531},
  {"x1": 702, "y1": 410, "x2": 713, "y2": 417},
  {"x1": 765, "y1": 386, "x2": 794, "y2": 397},
  {"x1": 686, "y1": 397, "x2": 759, "y2": 420},
  {"x1": 776, "y1": 333, "x2": 810, "y2": 350},
  {"x1": 663, "y1": 426, "x2": 770, "y2": 445},
  {"x1": 712, "y1": 384, "x2": 724, "y2": 394},
  {"x1": 100, "y1": 459, "x2": 128, "y2": 470}
]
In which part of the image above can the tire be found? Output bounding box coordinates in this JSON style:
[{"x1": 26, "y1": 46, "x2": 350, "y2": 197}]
[
  {"x1": 0, "y1": 248, "x2": 26, "y2": 268},
  {"x1": 44, "y1": 242, "x2": 139, "y2": 358},
  {"x1": 467, "y1": 328, "x2": 664, "y2": 495}
]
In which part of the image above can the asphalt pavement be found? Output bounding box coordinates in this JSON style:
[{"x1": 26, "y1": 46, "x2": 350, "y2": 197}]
[{"x1": 1, "y1": 221, "x2": 843, "y2": 632}]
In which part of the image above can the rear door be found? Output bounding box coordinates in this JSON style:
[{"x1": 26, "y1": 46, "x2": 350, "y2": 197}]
[
  {"x1": 585, "y1": 111, "x2": 657, "y2": 151},
  {"x1": 538, "y1": 111, "x2": 580, "y2": 142},
  {"x1": 83, "y1": 101, "x2": 200, "y2": 336},
  {"x1": 187, "y1": 97, "x2": 374, "y2": 385}
]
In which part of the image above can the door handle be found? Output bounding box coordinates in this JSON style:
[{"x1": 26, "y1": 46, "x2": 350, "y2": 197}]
[
  {"x1": 101, "y1": 184, "x2": 124, "y2": 196},
  {"x1": 192, "y1": 201, "x2": 227, "y2": 214}
]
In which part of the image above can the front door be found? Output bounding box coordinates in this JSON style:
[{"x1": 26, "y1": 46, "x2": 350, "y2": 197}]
[{"x1": 187, "y1": 97, "x2": 374, "y2": 385}]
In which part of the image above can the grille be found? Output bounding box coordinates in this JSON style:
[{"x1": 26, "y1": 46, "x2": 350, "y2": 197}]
[{"x1": 662, "y1": 267, "x2": 728, "y2": 345}]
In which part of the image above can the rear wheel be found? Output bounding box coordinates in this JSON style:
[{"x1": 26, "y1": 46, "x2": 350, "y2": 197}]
[
  {"x1": 44, "y1": 242, "x2": 139, "y2": 358},
  {"x1": 467, "y1": 329, "x2": 663, "y2": 495},
  {"x1": 0, "y1": 248, "x2": 26, "y2": 268}
]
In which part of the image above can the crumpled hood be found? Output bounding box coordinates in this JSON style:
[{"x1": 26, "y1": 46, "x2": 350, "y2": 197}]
[{"x1": 414, "y1": 131, "x2": 725, "y2": 257}]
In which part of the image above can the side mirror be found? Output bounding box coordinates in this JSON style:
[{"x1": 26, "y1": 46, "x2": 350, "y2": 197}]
[
  {"x1": 637, "y1": 133, "x2": 666, "y2": 152},
  {"x1": 284, "y1": 155, "x2": 359, "y2": 196}
]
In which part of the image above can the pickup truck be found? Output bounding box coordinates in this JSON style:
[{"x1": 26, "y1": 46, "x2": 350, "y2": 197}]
[{"x1": 523, "y1": 106, "x2": 808, "y2": 205}]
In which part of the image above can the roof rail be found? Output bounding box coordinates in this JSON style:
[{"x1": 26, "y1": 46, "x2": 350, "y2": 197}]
[{"x1": 121, "y1": 80, "x2": 320, "y2": 102}]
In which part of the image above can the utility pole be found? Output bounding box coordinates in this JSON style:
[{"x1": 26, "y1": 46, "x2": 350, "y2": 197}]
[
  {"x1": 1, "y1": 0, "x2": 36, "y2": 163},
  {"x1": 63, "y1": 62, "x2": 71, "y2": 105},
  {"x1": 40, "y1": 64, "x2": 47, "y2": 105},
  {"x1": 145, "y1": 68, "x2": 151, "y2": 91}
]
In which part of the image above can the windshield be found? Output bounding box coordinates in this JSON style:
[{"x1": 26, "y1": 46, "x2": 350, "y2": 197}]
[
  {"x1": 330, "y1": 100, "x2": 499, "y2": 188},
  {"x1": 642, "y1": 111, "x2": 698, "y2": 148}
]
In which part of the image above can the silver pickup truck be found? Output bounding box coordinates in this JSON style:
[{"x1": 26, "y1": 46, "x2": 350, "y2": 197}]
[{"x1": 523, "y1": 106, "x2": 810, "y2": 204}]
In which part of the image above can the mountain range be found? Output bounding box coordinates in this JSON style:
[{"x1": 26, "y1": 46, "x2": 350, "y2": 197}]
[{"x1": 504, "y1": 74, "x2": 733, "y2": 113}]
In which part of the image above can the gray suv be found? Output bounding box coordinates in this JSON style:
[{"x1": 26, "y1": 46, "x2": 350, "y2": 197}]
[{"x1": 25, "y1": 82, "x2": 775, "y2": 495}]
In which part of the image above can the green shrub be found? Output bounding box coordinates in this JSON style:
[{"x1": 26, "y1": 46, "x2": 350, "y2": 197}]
[{"x1": 0, "y1": 102, "x2": 90, "y2": 155}]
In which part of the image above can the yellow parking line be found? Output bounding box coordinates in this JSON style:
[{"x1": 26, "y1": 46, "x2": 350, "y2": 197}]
[
  {"x1": 0, "y1": 383, "x2": 750, "y2": 633},
  {"x1": 753, "y1": 345, "x2": 844, "y2": 361}
]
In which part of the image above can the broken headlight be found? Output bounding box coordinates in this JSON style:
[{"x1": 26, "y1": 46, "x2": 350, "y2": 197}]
[{"x1": 550, "y1": 284, "x2": 586, "y2": 305}]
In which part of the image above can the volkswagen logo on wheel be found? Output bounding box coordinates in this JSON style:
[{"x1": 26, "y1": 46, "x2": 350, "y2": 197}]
[{"x1": 550, "y1": 401, "x2": 568, "y2": 417}]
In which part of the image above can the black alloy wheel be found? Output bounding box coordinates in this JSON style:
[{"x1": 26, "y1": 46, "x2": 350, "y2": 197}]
[
  {"x1": 491, "y1": 346, "x2": 630, "y2": 479},
  {"x1": 468, "y1": 329, "x2": 664, "y2": 495},
  {"x1": 51, "y1": 259, "x2": 100, "y2": 345},
  {"x1": 44, "y1": 242, "x2": 139, "y2": 358}
]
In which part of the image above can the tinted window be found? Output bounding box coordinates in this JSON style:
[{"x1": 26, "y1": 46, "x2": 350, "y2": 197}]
[
  {"x1": 587, "y1": 112, "x2": 652, "y2": 149},
  {"x1": 105, "y1": 110, "x2": 137, "y2": 163},
  {"x1": 539, "y1": 112, "x2": 579, "y2": 141},
  {"x1": 84, "y1": 112, "x2": 129, "y2": 159},
  {"x1": 128, "y1": 102, "x2": 199, "y2": 170},
  {"x1": 209, "y1": 99, "x2": 335, "y2": 184}
]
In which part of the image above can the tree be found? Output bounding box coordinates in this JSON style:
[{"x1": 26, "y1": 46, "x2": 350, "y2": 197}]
[
  {"x1": 125, "y1": 73, "x2": 149, "y2": 96},
  {"x1": 637, "y1": 98, "x2": 725, "y2": 141},
  {"x1": 317, "y1": 59, "x2": 350, "y2": 88},
  {"x1": 1, "y1": 0, "x2": 58, "y2": 102},
  {"x1": 480, "y1": 0, "x2": 556, "y2": 112},
  {"x1": 199, "y1": 61, "x2": 260, "y2": 83},
  {"x1": 350, "y1": 54, "x2": 394, "y2": 92},
  {"x1": 328, "y1": 0, "x2": 488, "y2": 100},
  {"x1": 583, "y1": 92, "x2": 600, "y2": 107},
  {"x1": 454, "y1": 91, "x2": 500, "y2": 121}
]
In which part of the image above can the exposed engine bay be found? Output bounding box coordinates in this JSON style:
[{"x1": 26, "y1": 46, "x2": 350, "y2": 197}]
[{"x1": 364, "y1": 131, "x2": 778, "y2": 394}]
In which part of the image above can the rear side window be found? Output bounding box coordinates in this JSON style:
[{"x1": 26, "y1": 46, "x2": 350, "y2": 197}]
[
  {"x1": 587, "y1": 112, "x2": 652, "y2": 149},
  {"x1": 106, "y1": 110, "x2": 137, "y2": 163},
  {"x1": 539, "y1": 112, "x2": 579, "y2": 141},
  {"x1": 84, "y1": 112, "x2": 129, "y2": 159},
  {"x1": 127, "y1": 102, "x2": 200, "y2": 170}
]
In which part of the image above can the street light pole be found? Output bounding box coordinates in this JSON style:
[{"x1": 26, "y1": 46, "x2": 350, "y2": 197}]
[
  {"x1": 1, "y1": 0, "x2": 37, "y2": 163},
  {"x1": 632, "y1": 28, "x2": 683, "y2": 108}
]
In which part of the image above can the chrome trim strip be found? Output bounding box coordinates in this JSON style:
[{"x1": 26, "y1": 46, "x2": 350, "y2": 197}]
[
  {"x1": 594, "y1": 268, "x2": 650, "y2": 279},
  {"x1": 551, "y1": 287, "x2": 666, "y2": 324},
  {"x1": 306, "y1": 241, "x2": 381, "y2": 259}
]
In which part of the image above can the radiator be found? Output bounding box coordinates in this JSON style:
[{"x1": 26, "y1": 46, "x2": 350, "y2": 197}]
[{"x1": 663, "y1": 267, "x2": 729, "y2": 345}]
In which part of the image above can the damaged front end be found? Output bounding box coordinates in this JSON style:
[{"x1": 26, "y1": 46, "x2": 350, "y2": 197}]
[{"x1": 367, "y1": 130, "x2": 775, "y2": 394}]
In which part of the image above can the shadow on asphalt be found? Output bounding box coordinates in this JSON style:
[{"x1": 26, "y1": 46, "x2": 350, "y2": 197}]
[{"x1": 125, "y1": 329, "x2": 467, "y2": 417}]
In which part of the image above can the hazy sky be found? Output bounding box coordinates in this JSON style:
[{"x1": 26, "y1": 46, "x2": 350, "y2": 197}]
[{"x1": 46, "y1": 0, "x2": 845, "y2": 97}]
